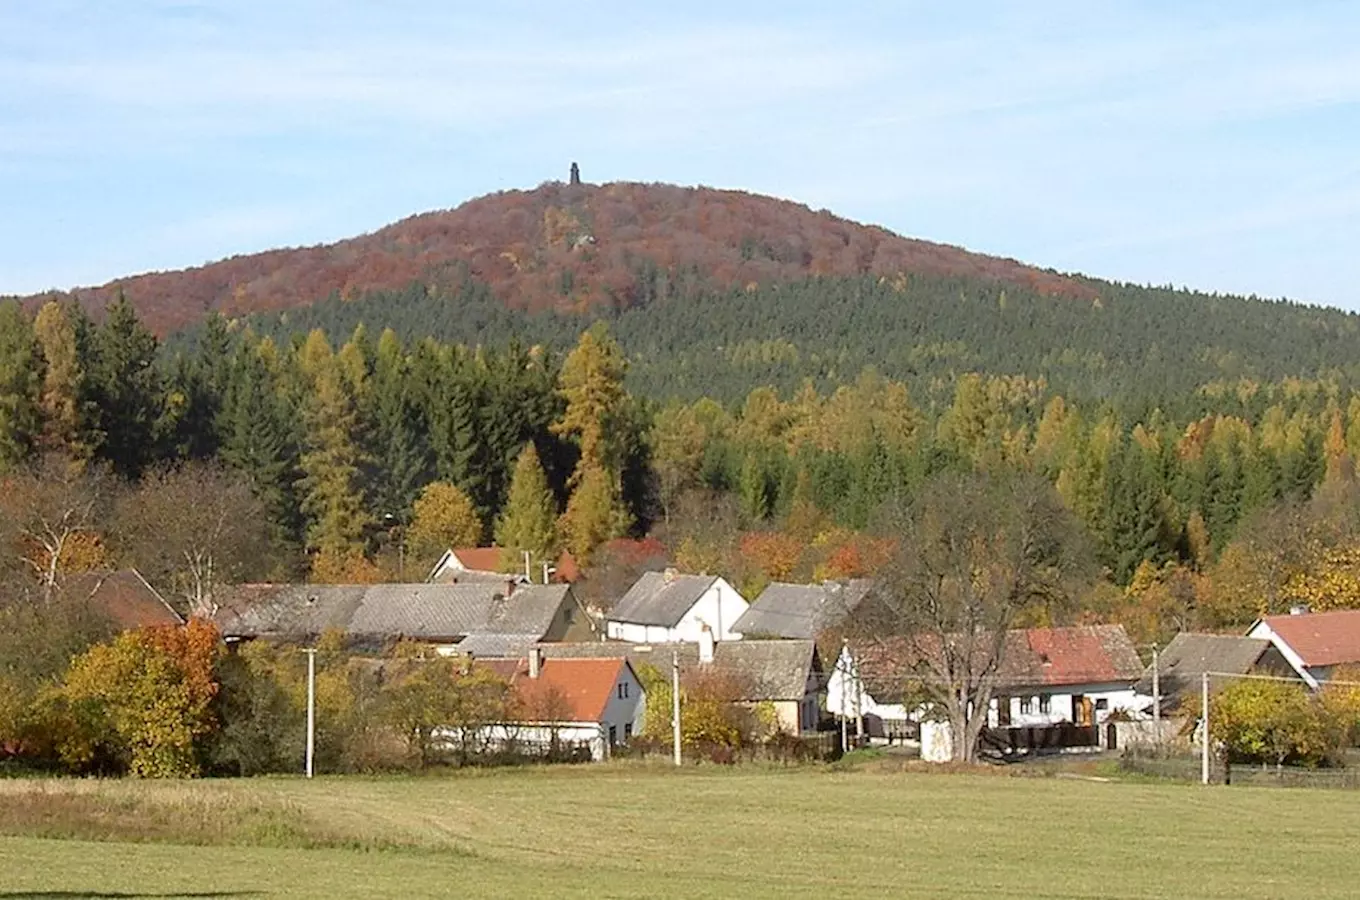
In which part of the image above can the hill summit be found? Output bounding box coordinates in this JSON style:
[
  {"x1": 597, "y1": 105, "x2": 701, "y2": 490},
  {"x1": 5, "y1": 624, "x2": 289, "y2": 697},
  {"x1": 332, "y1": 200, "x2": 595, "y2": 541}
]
[{"x1": 31, "y1": 179, "x2": 1092, "y2": 335}]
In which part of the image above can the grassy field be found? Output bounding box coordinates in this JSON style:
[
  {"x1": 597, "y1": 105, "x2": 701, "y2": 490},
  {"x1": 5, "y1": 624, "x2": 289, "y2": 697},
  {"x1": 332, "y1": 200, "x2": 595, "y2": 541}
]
[{"x1": 0, "y1": 763, "x2": 1353, "y2": 899}]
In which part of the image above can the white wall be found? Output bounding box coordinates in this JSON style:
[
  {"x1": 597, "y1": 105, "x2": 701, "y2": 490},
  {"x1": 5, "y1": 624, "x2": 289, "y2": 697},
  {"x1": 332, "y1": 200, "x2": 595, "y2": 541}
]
[
  {"x1": 987, "y1": 685, "x2": 1140, "y2": 728},
  {"x1": 826, "y1": 647, "x2": 908, "y2": 723},
  {"x1": 438, "y1": 723, "x2": 610, "y2": 761},
  {"x1": 606, "y1": 578, "x2": 749, "y2": 643},
  {"x1": 1247, "y1": 620, "x2": 1321, "y2": 688},
  {"x1": 600, "y1": 664, "x2": 646, "y2": 741}
]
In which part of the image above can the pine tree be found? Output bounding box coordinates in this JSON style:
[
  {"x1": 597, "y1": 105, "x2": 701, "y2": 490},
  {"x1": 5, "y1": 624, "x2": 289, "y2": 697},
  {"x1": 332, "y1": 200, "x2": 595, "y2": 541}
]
[
  {"x1": 495, "y1": 443, "x2": 560, "y2": 568},
  {"x1": 0, "y1": 301, "x2": 40, "y2": 470}
]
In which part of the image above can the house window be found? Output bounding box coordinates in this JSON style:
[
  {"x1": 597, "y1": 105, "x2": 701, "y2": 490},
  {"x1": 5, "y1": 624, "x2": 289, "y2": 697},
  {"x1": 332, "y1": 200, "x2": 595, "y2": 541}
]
[
  {"x1": 624, "y1": 723, "x2": 633, "y2": 740},
  {"x1": 1039, "y1": 695, "x2": 1051, "y2": 714},
  {"x1": 1019, "y1": 697, "x2": 1033, "y2": 714},
  {"x1": 564, "y1": 607, "x2": 575, "y2": 624},
  {"x1": 1095, "y1": 698, "x2": 1109, "y2": 711},
  {"x1": 609, "y1": 725, "x2": 617, "y2": 745},
  {"x1": 617, "y1": 683, "x2": 629, "y2": 700}
]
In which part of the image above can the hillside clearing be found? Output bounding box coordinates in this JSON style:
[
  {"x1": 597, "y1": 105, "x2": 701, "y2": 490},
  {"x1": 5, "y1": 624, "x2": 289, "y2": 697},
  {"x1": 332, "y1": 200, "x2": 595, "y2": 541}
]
[{"x1": 0, "y1": 767, "x2": 1351, "y2": 899}]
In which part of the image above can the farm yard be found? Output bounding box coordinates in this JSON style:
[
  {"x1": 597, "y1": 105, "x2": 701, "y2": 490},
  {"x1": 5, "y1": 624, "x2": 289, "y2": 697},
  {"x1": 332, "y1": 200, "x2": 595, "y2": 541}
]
[{"x1": 0, "y1": 765, "x2": 1354, "y2": 899}]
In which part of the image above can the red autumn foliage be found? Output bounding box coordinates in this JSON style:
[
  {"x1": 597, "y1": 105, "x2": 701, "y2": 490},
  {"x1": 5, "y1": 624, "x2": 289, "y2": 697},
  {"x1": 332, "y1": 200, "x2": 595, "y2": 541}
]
[
  {"x1": 739, "y1": 531, "x2": 805, "y2": 582},
  {"x1": 823, "y1": 536, "x2": 897, "y2": 579},
  {"x1": 29, "y1": 182, "x2": 1096, "y2": 335}
]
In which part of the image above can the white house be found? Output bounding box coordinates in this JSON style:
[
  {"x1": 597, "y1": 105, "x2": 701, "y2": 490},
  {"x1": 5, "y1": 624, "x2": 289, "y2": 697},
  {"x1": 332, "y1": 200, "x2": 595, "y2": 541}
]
[
  {"x1": 829, "y1": 625, "x2": 1146, "y2": 749},
  {"x1": 1247, "y1": 608, "x2": 1360, "y2": 689},
  {"x1": 606, "y1": 569, "x2": 748, "y2": 643},
  {"x1": 441, "y1": 650, "x2": 645, "y2": 761},
  {"x1": 539, "y1": 635, "x2": 825, "y2": 733}
]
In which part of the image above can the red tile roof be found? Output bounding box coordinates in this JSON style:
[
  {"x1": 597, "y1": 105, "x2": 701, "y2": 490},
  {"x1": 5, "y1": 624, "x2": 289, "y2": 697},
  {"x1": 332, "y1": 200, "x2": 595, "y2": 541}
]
[
  {"x1": 450, "y1": 547, "x2": 579, "y2": 583},
  {"x1": 451, "y1": 547, "x2": 507, "y2": 574},
  {"x1": 477, "y1": 657, "x2": 629, "y2": 723},
  {"x1": 1260, "y1": 609, "x2": 1360, "y2": 668},
  {"x1": 65, "y1": 570, "x2": 183, "y2": 631},
  {"x1": 856, "y1": 625, "x2": 1143, "y2": 693}
]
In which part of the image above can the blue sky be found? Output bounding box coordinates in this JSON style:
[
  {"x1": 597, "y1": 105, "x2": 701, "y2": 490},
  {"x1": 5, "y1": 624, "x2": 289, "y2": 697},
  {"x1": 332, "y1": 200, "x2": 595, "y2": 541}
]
[{"x1": 3, "y1": 1, "x2": 1359, "y2": 309}]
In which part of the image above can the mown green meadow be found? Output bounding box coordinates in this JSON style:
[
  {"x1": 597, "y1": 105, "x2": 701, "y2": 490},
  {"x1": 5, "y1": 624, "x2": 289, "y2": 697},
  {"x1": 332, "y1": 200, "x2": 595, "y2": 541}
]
[{"x1": 0, "y1": 765, "x2": 1352, "y2": 899}]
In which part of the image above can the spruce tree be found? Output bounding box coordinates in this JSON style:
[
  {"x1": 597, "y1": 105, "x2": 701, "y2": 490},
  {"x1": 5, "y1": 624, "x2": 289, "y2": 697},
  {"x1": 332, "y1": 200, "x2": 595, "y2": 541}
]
[
  {"x1": 495, "y1": 443, "x2": 560, "y2": 568},
  {"x1": 85, "y1": 293, "x2": 163, "y2": 477}
]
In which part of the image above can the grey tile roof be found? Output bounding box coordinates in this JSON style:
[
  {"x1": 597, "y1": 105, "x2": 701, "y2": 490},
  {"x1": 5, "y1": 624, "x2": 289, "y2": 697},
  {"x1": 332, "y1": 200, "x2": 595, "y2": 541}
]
[
  {"x1": 350, "y1": 584, "x2": 504, "y2": 641},
  {"x1": 457, "y1": 632, "x2": 541, "y2": 658},
  {"x1": 215, "y1": 585, "x2": 369, "y2": 640},
  {"x1": 1134, "y1": 633, "x2": 1271, "y2": 706},
  {"x1": 609, "y1": 571, "x2": 718, "y2": 627},
  {"x1": 536, "y1": 639, "x2": 820, "y2": 702},
  {"x1": 215, "y1": 582, "x2": 574, "y2": 647},
  {"x1": 733, "y1": 579, "x2": 875, "y2": 639}
]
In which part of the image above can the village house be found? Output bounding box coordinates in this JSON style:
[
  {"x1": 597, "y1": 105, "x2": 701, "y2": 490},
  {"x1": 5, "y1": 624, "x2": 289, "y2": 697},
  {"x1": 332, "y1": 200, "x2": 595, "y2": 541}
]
[
  {"x1": 831, "y1": 625, "x2": 1145, "y2": 747},
  {"x1": 444, "y1": 649, "x2": 644, "y2": 762},
  {"x1": 428, "y1": 547, "x2": 581, "y2": 585},
  {"x1": 537, "y1": 635, "x2": 824, "y2": 733},
  {"x1": 214, "y1": 581, "x2": 597, "y2": 654},
  {"x1": 1134, "y1": 632, "x2": 1295, "y2": 713},
  {"x1": 64, "y1": 569, "x2": 184, "y2": 630},
  {"x1": 732, "y1": 579, "x2": 875, "y2": 640},
  {"x1": 1247, "y1": 607, "x2": 1360, "y2": 689},
  {"x1": 606, "y1": 569, "x2": 748, "y2": 643}
]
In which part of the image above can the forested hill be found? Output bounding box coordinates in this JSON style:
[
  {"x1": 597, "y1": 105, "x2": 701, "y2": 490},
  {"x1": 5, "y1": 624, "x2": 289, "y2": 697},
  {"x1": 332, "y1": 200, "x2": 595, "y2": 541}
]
[
  {"x1": 19, "y1": 180, "x2": 1091, "y2": 335},
  {"x1": 229, "y1": 272, "x2": 1360, "y2": 414}
]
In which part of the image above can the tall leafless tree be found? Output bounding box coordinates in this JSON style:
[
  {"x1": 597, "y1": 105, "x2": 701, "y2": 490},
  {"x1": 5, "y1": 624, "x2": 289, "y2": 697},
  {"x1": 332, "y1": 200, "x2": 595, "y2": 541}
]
[
  {"x1": 850, "y1": 471, "x2": 1093, "y2": 762},
  {"x1": 112, "y1": 461, "x2": 270, "y2": 617}
]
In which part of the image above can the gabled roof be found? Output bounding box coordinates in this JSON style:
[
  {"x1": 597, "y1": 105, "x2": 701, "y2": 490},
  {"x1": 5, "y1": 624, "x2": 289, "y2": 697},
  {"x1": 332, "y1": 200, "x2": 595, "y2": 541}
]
[
  {"x1": 479, "y1": 657, "x2": 632, "y2": 723},
  {"x1": 449, "y1": 547, "x2": 505, "y2": 574},
  {"x1": 1256, "y1": 609, "x2": 1360, "y2": 668},
  {"x1": 64, "y1": 569, "x2": 183, "y2": 631},
  {"x1": 537, "y1": 639, "x2": 820, "y2": 701},
  {"x1": 733, "y1": 579, "x2": 875, "y2": 639},
  {"x1": 855, "y1": 625, "x2": 1144, "y2": 697},
  {"x1": 431, "y1": 547, "x2": 580, "y2": 584},
  {"x1": 609, "y1": 571, "x2": 719, "y2": 627},
  {"x1": 1134, "y1": 633, "x2": 1270, "y2": 701},
  {"x1": 214, "y1": 582, "x2": 575, "y2": 647}
]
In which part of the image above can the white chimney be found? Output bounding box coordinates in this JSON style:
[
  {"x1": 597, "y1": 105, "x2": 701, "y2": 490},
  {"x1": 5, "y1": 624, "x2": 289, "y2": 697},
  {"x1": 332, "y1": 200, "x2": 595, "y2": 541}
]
[
  {"x1": 528, "y1": 646, "x2": 543, "y2": 679},
  {"x1": 698, "y1": 624, "x2": 715, "y2": 664},
  {"x1": 1290, "y1": 604, "x2": 1311, "y2": 616},
  {"x1": 663, "y1": 567, "x2": 678, "y2": 584}
]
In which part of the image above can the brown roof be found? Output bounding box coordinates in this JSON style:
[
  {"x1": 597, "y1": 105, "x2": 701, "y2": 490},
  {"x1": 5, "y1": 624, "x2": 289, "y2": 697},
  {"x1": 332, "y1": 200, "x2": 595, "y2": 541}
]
[
  {"x1": 857, "y1": 625, "x2": 1143, "y2": 695},
  {"x1": 451, "y1": 548, "x2": 507, "y2": 574},
  {"x1": 478, "y1": 657, "x2": 629, "y2": 723},
  {"x1": 65, "y1": 570, "x2": 183, "y2": 631},
  {"x1": 1260, "y1": 609, "x2": 1360, "y2": 667}
]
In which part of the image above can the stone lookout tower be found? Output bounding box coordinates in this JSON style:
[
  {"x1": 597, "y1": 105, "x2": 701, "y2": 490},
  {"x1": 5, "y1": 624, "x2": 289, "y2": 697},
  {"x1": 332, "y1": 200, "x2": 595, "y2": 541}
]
[{"x1": 569, "y1": 162, "x2": 581, "y2": 186}]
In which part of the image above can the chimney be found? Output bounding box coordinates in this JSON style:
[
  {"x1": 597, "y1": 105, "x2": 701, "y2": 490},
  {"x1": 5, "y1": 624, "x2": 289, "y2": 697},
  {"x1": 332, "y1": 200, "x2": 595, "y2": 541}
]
[
  {"x1": 1290, "y1": 604, "x2": 1311, "y2": 616},
  {"x1": 529, "y1": 646, "x2": 543, "y2": 679},
  {"x1": 663, "y1": 567, "x2": 678, "y2": 584},
  {"x1": 698, "y1": 624, "x2": 715, "y2": 664}
]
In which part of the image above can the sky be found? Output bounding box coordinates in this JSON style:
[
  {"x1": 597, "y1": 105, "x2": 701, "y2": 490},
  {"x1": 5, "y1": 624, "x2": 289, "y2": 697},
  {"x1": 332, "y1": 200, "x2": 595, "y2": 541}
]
[{"x1": 2, "y1": 1, "x2": 1359, "y2": 309}]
